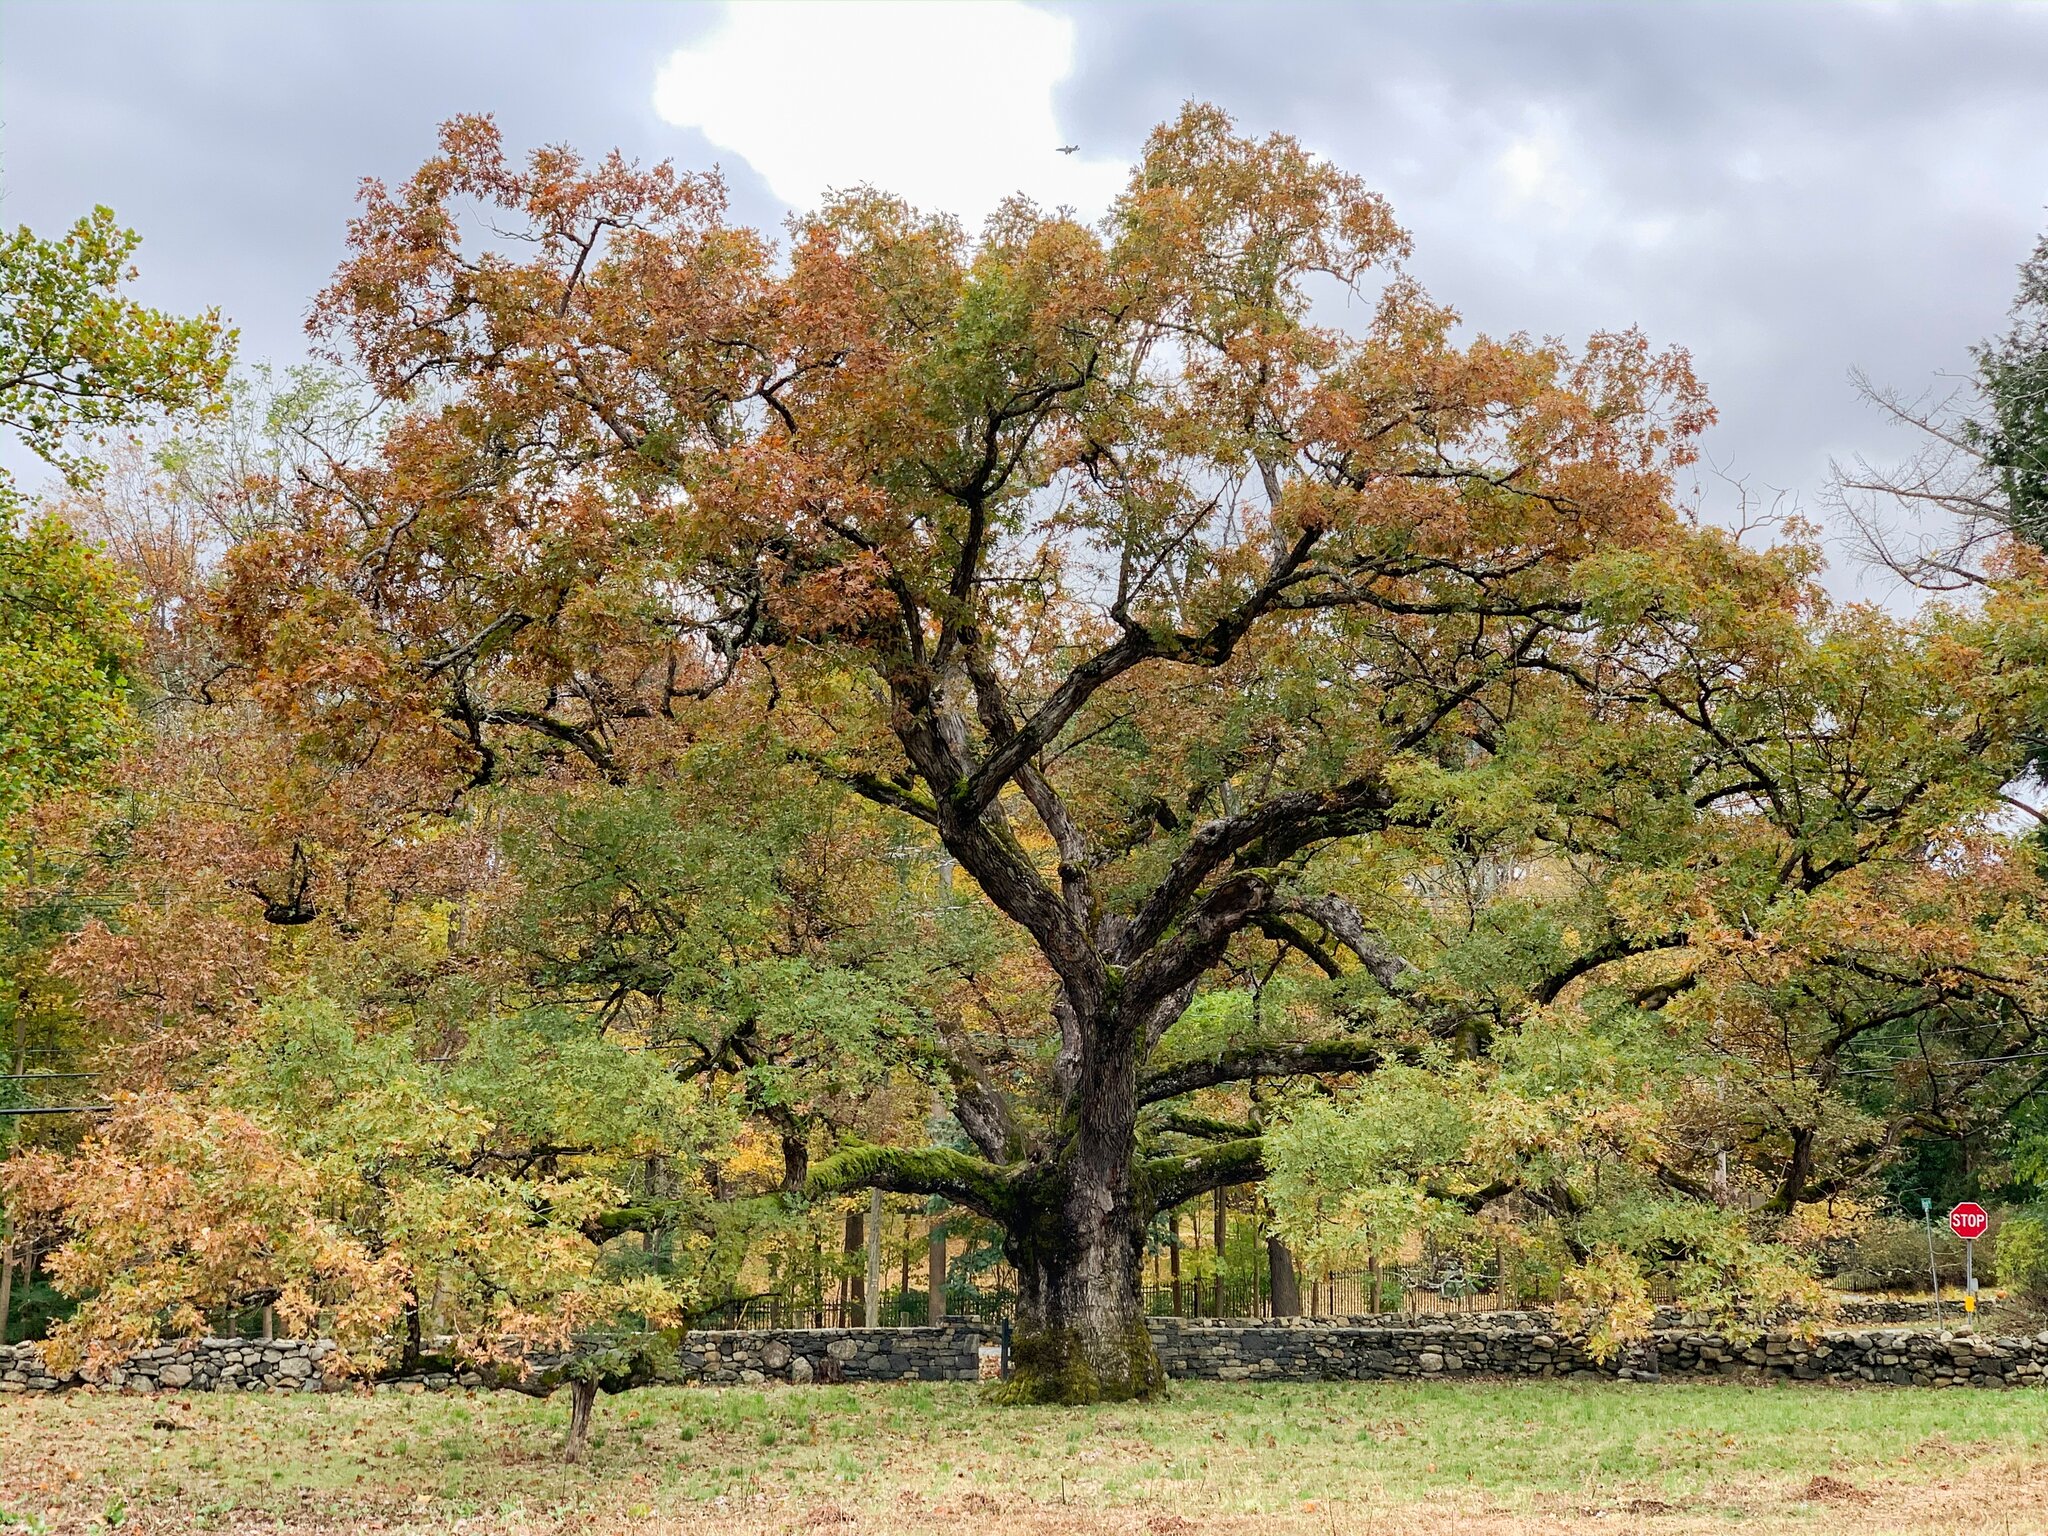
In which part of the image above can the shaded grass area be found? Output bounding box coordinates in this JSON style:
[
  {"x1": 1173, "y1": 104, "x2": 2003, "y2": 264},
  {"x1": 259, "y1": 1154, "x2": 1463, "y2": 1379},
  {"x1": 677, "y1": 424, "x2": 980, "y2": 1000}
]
[{"x1": 3, "y1": 1378, "x2": 2045, "y2": 1533}]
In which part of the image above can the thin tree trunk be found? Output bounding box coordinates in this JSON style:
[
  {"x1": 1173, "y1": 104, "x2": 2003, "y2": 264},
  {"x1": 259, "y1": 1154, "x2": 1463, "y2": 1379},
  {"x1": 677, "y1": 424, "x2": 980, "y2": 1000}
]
[
  {"x1": 563, "y1": 1377, "x2": 599, "y2": 1464},
  {"x1": 0, "y1": 1225, "x2": 13, "y2": 1348},
  {"x1": 1169, "y1": 1214, "x2": 1182, "y2": 1318},
  {"x1": 928, "y1": 1220, "x2": 947, "y2": 1324},
  {"x1": 401, "y1": 1285, "x2": 424, "y2": 1372},
  {"x1": 842, "y1": 1210, "x2": 863, "y2": 1325}
]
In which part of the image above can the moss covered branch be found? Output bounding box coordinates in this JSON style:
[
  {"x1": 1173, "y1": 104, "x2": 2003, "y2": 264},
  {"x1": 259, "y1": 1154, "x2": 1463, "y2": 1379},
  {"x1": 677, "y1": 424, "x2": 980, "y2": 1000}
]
[
  {"x1": 1138, "y1": 1136, "x2": 1266, "y2": 1211},
  {"x1": 806, "y1": 1144, "x2": 1015, "y2": 1222},
  {"x1": 1142, "y1": 1109, "x2": 1257, "y2": 1142}
]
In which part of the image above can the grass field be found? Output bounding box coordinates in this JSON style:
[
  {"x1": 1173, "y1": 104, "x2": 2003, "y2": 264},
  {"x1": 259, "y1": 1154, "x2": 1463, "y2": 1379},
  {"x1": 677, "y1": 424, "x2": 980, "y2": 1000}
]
[{"x1": 4, "y1": 1378, "x2": 2046, "y2": 1535}]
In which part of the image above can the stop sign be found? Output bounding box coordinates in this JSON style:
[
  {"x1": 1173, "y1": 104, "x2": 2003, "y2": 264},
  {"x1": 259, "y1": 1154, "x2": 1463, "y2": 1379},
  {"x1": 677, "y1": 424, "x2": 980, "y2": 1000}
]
[{"x1": 1949, "y1": 1202, "x2": 1990, "y2": 1240}]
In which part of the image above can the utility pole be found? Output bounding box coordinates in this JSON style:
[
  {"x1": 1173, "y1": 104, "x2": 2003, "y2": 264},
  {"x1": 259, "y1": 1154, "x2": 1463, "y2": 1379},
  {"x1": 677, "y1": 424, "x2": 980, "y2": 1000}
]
[
  {"x1": 1922, "y1": 1197, "x2": 1944, "y2": 1329},
  {"x1": 1212, "y1": 1184, "x2": 1227, "y2": 1317},
  {"x1": 865, "y1": 1187, "x2": 883, "y2": 1328}
]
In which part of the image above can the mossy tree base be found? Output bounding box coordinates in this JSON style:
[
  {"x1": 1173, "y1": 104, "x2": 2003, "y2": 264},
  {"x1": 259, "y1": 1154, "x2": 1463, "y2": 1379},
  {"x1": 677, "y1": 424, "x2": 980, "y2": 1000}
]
[{"x1": 986, "y1": 1319, "x2": 1167, "y2": 1406}]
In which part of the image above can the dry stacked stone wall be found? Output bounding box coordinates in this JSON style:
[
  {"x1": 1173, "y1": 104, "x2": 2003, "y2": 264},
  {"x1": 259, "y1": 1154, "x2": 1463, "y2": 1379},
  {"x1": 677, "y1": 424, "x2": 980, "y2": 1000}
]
[
  {"x1": 673, "y1": 1322, "x2": 989, "y2": 1385},
  {"x1": 1145, "y1": 1315, "x2": 2048, "y2": 1386},
  {"x1": 7, "y1": 1311, "x2": 2046, "y2": 1394},
  {"x1": 0, "y1": 1337, "x2": 336, "y2": 1395}
]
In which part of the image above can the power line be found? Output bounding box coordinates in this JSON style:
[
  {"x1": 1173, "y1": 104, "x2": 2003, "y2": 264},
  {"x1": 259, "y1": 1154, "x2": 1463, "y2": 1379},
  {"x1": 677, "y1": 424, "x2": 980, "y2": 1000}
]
[
  {"x1": 0, "y1": 1072, "x2": 97, "y2": 1080},
  {"x1": 1837, "y1": 1050, "x2": 2048, "y2": 1079},
  {"x1": 0, "y1": 1104, "x2": 112, "y2": 1117}
]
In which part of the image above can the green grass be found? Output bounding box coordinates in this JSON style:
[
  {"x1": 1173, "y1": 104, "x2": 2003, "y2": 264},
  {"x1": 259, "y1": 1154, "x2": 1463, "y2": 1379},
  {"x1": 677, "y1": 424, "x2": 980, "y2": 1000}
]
[{"x1": 3, "y1": 1378, "x2": 2043, "y2": 1533}]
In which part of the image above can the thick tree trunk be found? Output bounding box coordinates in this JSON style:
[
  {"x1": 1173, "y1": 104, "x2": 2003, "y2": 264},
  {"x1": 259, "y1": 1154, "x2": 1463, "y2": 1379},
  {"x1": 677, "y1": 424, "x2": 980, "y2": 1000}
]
[
  {"x1": 998, "y1": 1174, "x2": 1162, "y2": 1403},
  {"x1": 1768, "y1": 1126, "x2": 1817, "y2": 1214},
  {"x1": 993, "y1": 1029, "x2": 1164, "y2": 1404},
  {"x1": 779, "y1": 1130, "x2": 809, "y2": 1194},
  {"x1": 928, "y1": 1221, "x2": 947, "y2": 1324},
  {"x1": 1267, "y1": 1236, "x2": 1302, "y2": 1318}
]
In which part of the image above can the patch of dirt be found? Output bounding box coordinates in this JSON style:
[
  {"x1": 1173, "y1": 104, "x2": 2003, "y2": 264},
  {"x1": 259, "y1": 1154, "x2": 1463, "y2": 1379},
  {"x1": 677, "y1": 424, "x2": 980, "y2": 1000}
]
[{"x1": 1798, "y1": 1474, "x2": 1874, "y2": 1507}]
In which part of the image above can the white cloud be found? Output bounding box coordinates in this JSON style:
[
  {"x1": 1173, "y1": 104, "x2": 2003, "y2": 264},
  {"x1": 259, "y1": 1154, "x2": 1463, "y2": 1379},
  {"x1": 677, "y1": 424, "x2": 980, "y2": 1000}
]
[
  {"x1": 1493, "y1": 113, "x2": 1589, "y2": 223},
  {"x1": 652, "y1": 1, "x2": 1128, "y2": 228}
]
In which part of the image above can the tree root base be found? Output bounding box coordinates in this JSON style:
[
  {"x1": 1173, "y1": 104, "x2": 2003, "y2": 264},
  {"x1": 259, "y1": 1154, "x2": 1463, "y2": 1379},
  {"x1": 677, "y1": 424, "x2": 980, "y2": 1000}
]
[{"x1": 986, "y1": 1320, "x2": 1166, "y2": 1406}]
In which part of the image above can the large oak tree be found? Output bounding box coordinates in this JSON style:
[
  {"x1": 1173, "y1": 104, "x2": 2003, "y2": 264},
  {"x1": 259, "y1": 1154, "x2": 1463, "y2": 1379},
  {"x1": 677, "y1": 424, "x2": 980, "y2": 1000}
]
[{"x1": 220, "y1": 106, "x2": 1714, "y2": 1399}]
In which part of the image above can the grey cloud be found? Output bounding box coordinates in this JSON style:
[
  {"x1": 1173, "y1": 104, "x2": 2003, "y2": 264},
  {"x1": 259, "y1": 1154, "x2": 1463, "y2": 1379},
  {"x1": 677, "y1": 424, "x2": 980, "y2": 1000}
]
[
  {"x1": 0, "y1": 1, "x2": 774, "y2": 369},
  {"x1": 5, "y1": 0, "x2": 2045, "y2": 590},
  {"x1": 1055, "y1": 2, "x2": 2048, "y2": 581}
]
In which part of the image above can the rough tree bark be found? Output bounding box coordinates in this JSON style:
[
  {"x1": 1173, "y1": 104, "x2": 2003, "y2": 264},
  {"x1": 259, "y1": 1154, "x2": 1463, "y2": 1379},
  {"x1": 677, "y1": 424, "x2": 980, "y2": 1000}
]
[
  {"x1": 996, "y1": 1028, "x2": 1161, "y2": 1402},
  {"x1": 563, "y1": 1376, "x2": 599, "y2": 1464},
  {"x1": 1267, "y1": 1236, "x2": 1302, "y2": 1318}
]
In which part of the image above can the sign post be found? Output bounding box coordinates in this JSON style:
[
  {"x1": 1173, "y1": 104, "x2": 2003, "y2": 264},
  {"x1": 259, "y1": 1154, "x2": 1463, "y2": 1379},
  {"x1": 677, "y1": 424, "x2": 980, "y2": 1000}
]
[
  {"x1": 1921, "y1": 1198, "x2": 1944, "y2": 1328},
  {"x1": 1949, "y1": 1202, "x2": 1989, "y2": 1319}
]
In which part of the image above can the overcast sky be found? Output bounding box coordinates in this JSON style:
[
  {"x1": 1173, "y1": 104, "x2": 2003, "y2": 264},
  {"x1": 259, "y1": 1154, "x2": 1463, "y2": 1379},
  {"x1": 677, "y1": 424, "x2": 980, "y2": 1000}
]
[{"x1": 4, "y1": 0, "x2": 2045, "y2": 594}]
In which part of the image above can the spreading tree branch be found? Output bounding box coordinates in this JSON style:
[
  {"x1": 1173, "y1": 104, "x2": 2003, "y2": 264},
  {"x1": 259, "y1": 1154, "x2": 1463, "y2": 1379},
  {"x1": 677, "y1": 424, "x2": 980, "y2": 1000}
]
[
  {"x1": 1137, "y1": 1039, "x2": 1396, "y2": 1106},
  {"x1": 1139, "y1": 1136, "x2": 1267, "y2": 1210},
  {"x1": 806, "y1": 1144, "x2": 1015, "y2": 1222}
]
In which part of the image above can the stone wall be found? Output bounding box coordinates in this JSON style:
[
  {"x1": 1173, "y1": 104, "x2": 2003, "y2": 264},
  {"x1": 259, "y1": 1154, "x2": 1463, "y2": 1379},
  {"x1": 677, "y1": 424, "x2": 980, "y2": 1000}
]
[
  {"x1": 674, "y1": 1323, "x2": 990, "y2": 1385},
  {"x1": 1, "y1": 1337, "x2": 336, "y2": 1395},
  {"x1": 0, "y1": 1325, "x2": 992, "y2": 1395},
  {"x1": 8, "y1": 1313, "x2": 2045, "y2": 1394},
  {"x1": 1146, "y1": 1315, "x2": 2048, "y2": 1387}
]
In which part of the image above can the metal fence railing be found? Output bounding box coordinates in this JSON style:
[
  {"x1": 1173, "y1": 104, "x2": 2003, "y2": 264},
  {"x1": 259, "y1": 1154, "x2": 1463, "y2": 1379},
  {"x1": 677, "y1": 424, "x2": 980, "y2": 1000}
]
[{"x1": 689, "y1": 1205, "x2": 1564, "y2": 1333}]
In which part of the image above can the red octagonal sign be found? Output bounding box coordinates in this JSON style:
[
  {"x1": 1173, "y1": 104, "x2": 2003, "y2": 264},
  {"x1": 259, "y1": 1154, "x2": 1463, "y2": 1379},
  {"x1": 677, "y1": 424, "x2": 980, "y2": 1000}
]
[{"x1": 1949, "y1": 1202, "x2": 1990, "y2": 1240}]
